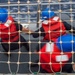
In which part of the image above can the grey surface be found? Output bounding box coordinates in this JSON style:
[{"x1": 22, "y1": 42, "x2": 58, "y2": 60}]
[
  {"x1": 0, "y1": 38, "x2": 40, "y2": 74},
  {"x1": 0, "y1": 28, "x2": 43, "y2": 73}
]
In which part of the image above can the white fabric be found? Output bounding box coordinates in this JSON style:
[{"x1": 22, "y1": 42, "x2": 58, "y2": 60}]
[
  {"x1": 53, "y1": 16, "x2": 59, "y2": 21},
  {"x1": 4, "y1": 20, "x2": 12, "y2": 27},
  {"x1": 56, "y1": 55, "x2": 69, "y2": 62},
  {"x1": 46, "y1": 43, "x2": 54, "y2": 52},
  {"x1": 43, "y1": 20, "x2": 48, "y2": 25},
  {"x1": 43, "y1": 16, "x2": 47, "y2": 19}
]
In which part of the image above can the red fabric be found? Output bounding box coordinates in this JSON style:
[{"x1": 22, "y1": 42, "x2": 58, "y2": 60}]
[
  {"x1": 42, "y1": 16, "x2": 66, "y2": 42},
  {"x1": 0, "y1": 16, "x2": 19, "y2": 42},
  {"x1": 40, "y1": 43, "x2": 72, "y2": 73}
]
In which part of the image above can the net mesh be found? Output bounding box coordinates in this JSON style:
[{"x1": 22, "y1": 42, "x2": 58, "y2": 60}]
[{"x1": 0, "y1": 0, "x2": 75, "y2": 74}]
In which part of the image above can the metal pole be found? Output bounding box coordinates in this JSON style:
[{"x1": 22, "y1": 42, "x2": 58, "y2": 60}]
[{"x1": 37, "y1": 2, "x2": 41, "y2": 27}]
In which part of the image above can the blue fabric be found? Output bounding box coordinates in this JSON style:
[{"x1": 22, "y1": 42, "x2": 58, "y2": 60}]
[
  {"x1": 56, "y1": 34, "x2": 75, "y2": 52},
  {"x1": 0, "y1": 8, "x2": 8, "y2": 23},
  {"x1": 42, "y1": 8, "x2": 55, "y2": 20}
]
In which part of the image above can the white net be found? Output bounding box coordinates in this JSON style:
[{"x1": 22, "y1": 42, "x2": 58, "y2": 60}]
[{"x1": 0, "y1": 0, "x2": 75, "y2": 75}]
